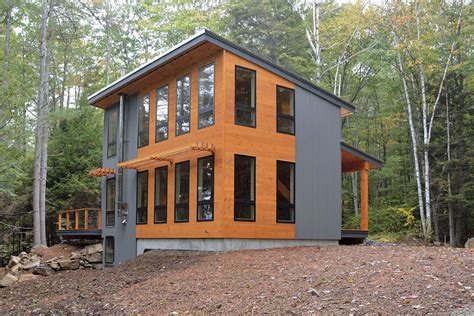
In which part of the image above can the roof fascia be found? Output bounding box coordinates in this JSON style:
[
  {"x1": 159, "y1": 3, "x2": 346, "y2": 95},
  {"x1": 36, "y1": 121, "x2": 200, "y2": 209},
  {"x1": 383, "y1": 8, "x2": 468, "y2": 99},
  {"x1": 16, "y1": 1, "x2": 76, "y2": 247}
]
[{"x1": 340, "y1": 141, "x2": 383, "y2": 167}]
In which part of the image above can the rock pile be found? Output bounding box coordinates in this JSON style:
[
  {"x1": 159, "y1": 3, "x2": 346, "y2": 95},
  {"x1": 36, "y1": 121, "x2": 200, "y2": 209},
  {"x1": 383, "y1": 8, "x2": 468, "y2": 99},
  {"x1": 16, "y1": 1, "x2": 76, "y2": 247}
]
[{"x1": 0, "y1": 243, "x2": 103, "y2": 287}]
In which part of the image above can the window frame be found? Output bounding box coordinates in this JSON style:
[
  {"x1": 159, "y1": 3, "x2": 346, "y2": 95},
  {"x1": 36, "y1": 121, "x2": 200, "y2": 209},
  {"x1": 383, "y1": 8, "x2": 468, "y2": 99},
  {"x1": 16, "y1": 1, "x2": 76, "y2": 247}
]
[
  {"x1": 234, "y1": 154, "x2": 256, "y2": 222},
  {"x1": 137, "y1": 94, "x2": 150, "y2": 148},
  {"x1": 276, "y1": 160, "x2": 296, "y2": 224},
  {"x1": 105, "y1": 177, "x2": 116, "y2": 227},
  {"x1": 105, "y1": 236, "x2": 115, "y2": 264},
  {"x1": 234, "y1": 65, "x2": 257, "y2": 128},
  {"x1": 107, "y1": 106, "x2": 118, "y2": 158},
  {"x1": 276, "y1": 85, "x2": 296, "y2": 135},
  {"x1": 175, "y1": 74, "x2": 191, "y2": 137},
  {"x1": 198, "y1": 63, "x2": 215, "y2": 130},
  {"x1": 136, "y1": 170, "x2": 148, "y2": 225},
  {"x1": 154, "y1": 166, "x2": 168, "y2": 224},
  {"x1": 155, "y1": 85, "x2": 169, "y2": 143},
  {"x1": 174, "y1": 160, "x2": 190, "y2": 223},
  {"x1": 196, "y1": 155, "x2": 215, "y2": 222}
]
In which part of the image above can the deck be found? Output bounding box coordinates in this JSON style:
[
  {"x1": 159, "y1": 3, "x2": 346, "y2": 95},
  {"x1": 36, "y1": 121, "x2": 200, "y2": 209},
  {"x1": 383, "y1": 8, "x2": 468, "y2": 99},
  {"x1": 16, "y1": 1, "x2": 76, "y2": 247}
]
[{"x1": 56, "y1": 208, "x2": 102, "y2": 240}]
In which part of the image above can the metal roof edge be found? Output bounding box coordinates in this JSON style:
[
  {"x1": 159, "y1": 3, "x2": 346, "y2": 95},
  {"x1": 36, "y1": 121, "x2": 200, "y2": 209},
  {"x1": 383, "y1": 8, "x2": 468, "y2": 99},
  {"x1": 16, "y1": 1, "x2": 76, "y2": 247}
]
[{"x1": 340, "y1": 141, "x2": 384, "y2": 167}]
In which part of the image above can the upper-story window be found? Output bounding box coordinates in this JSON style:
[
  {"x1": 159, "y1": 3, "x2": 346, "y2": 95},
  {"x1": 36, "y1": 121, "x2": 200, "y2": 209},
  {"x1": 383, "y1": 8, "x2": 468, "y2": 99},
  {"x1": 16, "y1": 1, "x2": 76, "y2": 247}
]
[
  {"x1": 138, "y1": 94, "x2": 150, "y2": 148},
  {"x1": 276, "y1": 161, "x2": 295, "y2": 223},
  {"x1": 176, "y1": 75, "x2": 191, "y2": 136},
  {"x1": 136, "y1": 170, "x2": 148, "y2": 224},
  {"x1": 156, "y1": 85, "x2": 169, "y2": 143},
  {"x1": 235, "y1": 66, "x2": 256, "y2": 128},
  {"x1": 107, "y1": 106, "x2": 118, "y2": 157},
  {"x1": 198, "y1": 63, "x2": 215, "y2": 129},
  {"x1": 276, "y1": 86, "x2": 295, "y2": 135}
]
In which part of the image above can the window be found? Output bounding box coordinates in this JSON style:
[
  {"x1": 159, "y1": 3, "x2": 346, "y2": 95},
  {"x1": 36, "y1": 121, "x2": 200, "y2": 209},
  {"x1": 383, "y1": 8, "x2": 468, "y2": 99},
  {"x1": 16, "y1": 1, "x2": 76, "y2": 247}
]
[
  {"x1": 234, "y1": 155, "x2": 256, "y2": 221},
  {"x1": 277, "y1": 161, "x2": 295, "y2": 223},
  {"x1": 156, "y1": 85, "x2": 168, "y2": 143},
  {"x1": 106, "y1": 177, "x2": 115, "y2": 226},
  {"x1": 176, "y1": 75, "x2": 191, "y2": 136},
  {"x1": 105, "y1": 236, "x2": 114, "y2": 264},
  {"x1": 175, "y1": 161, "x2": 190, "y2": 222},
  {"x1": 138, "y1": 94, "x2": 150, "y2": 148},
  {"x1": 235, "y1": 66, "x2": 256, "y2": 127},
  {"x1": 276, "y1": 86, "x2": 295, "y2": 135},
  {"x1": 107, "y1": 107, "x2": 118, "y2": 157},
  {"x1": 198, "y1": 63, "x2": 215, "y2": 129},
  {"x1": 136, "y1": 171, "x2": 148, "y2": 224},
  {"x1": 197, "y1": 156, "x2": 214, "y2": 221},
  {"x1": 154, "y1": 166, "x2": 168, "y2": 223}
]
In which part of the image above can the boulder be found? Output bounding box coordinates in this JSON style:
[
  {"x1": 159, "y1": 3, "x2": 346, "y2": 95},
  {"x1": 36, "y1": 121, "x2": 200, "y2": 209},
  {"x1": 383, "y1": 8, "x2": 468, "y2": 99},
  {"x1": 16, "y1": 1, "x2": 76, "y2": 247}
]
[
  {"x1": 91, "y1": 263, "x2": 103, "y2": 270},
  {"x1": 57, "y1": 259, "x2": 80, "y2": 270},
  {"x1": 32, "y1": 264, "x2": 55, "y2": 276},
  {"x1": 48, "y1": 261, "x2": 60, "y2": 271},
  {"x1": 0, "y1": 273, "x2": 18, "y2": 287},
  {"x1": 9, "y1": 263, "x2": 21, "y2": 273},
  {"x1": 8, "y1": 256, "x2": 20, "y2": 268},
  {"x1": 19, "y1": 251, "x2": 27, "y2": 258},
  {"x1": 21, "y1": 259, "x2": 41, "y2": 270},
  {"x1": 71, "y1": 251, "x2": 82, "y2": 260},
  {"x1": 84, "y1": 243, "x2": 103, "y2": 255},
  {"x1": 83, "y1": 252, "x2": 102, "y2": 263},
  {"x1": 465, "y1": 238, "x2": 474, "y2": 249}
]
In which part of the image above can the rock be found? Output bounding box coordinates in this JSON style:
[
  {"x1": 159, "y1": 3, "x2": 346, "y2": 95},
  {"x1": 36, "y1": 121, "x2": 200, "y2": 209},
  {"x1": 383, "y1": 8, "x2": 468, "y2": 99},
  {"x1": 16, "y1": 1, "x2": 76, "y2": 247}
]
[
  {"x1": 8, "y1": 256, "x2": 20, "y2": 268},
  {"x1": 83, "y1": 252, "x2": 102, "y2": 263},
  {"x1": 57, "y1": 259, "x2": 80, "y2": 270},
  {"x1": 308, "y1": 288, "x2": 320, "y2": 296},
  {"x1": 31, "y1": 244, "x2": 48, "y2": 251},
  {"x1": 91, "y1": 263, "x2": 103, "y2": 270},
  {"x1": 32, "y1": 264, "x2": 54, "y2": 276},
  {"x1": 21, "y1": 259, "x2": 41, "y2": 270},
  {"x1": 84, "y1": 243, "x2": 103, "y2": 255},
  {"x1": 465, "y1": 238, "x2": 474, "y2": 249},
  {"x1": 9, "y1": 263, "x2": 21, "y2": 273},
  {"x1": 71, "y1": 251, "x2": 82, "y2": 260},
  {"x1": 48, "y1": 261, "x2": 60, "y2": 271},
  {"x1": 0, "y1": 273, "x2": 18, "y2": 287},
  {"x1": 433, "y1": 241, "x2": 442, "y2": 246}
]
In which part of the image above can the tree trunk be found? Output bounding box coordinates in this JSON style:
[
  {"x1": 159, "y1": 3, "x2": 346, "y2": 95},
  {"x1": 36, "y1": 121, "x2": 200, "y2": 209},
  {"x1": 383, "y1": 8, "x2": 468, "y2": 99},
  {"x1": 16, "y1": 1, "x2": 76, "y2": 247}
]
[{"x1": 446, "y1": 84, "x2": 455, "y2": 246}]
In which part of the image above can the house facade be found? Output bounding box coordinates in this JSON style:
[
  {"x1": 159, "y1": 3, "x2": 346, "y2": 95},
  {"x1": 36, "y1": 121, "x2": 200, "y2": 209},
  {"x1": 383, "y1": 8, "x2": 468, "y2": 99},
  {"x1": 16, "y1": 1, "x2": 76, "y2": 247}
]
[{"x1": 64, "y1": 30, "x2": 381, "y2": 266}]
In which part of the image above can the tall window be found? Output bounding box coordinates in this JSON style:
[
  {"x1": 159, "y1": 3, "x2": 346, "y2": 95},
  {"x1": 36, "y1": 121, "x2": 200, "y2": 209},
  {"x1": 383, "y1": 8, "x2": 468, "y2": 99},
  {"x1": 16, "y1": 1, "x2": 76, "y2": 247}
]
[
  {"x1": 234, "y1": 155, "x2": 256, "y2": 221},
  {"x1": 176, "y1": 75, "x2": 191, "y2": 136},
  {"x1": 156, "y1": 85, "x2": 168, "y2": 143},
  {"x1": 277, "y1": 161, "x2": 295, "y2": 223},
  {"x1": 198, "y1": 63, "x2": 215, "y2": 129},
  {"x1": 276, "y1": 86, "x2": 295, "y2": 135},
  {"x1": 138, "y1": 94, "x2": 150, "y2": 148},
  {"x1": 136, "y1": 171, "x2": 148, "y2": 224},
  {"x1": 154, "y1": 166, "x2": 168, "y2": 223},
  {"x1": 107, "y1": 107, "x2": 118, "y2": 157},
  {"x1": 175, "y1": 161, "x2": 190, "y2": 222},
  {"x1": 105, "y1": 236, "x2": 114, "y2": 264},
  {"x1": 197, "y1": 156, "x2": 214, "y2": 221},
  {"x1": 235, "y1": 66, "x2": 256, "y2": 127},
  {"x1": 106, "y1": 177, "x2": 116, "y2": 226}
]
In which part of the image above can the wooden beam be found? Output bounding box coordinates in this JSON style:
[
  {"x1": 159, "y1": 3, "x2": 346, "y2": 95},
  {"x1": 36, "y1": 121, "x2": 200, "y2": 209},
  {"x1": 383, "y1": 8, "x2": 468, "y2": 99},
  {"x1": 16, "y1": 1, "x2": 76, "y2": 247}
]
[
  {"x1": 84, "y1": 209, "x2": 88, "y2": 229},
  {"x1": 75, "y1": 210, "x2": 79, "y2": 229},
  {"x1": 97, "y1": 209, "x2": 102, "y2": 229},
  {"x1": 360, "y1": 162, "x2": 369, "y2": 231},
  {"x1": 342, "y1": 161, "x2": 367, "y2": 173},
  {"x1": 66, "y1": 211, "x2": 70, "y2": 230},
  {"x1": 58, "y1": 212, "x2": 62, "y2": 230}
]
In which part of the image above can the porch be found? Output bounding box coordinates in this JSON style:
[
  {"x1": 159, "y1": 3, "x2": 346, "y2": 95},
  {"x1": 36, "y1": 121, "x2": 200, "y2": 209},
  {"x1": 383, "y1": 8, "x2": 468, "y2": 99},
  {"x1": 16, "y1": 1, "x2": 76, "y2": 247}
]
[{"x1": 56, "y1": 208, "x2": 102, "y2": 240}]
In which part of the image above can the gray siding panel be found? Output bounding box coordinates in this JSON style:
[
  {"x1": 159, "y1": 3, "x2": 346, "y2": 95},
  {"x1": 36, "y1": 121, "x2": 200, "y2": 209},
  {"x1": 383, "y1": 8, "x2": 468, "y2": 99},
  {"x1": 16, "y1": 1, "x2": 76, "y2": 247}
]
[
  {"x1": 295, "y1": 87, "x2": 341, "y2": 240},
  {"x1": 101, "y1": 94, "x2": 138, "y2": 265}
]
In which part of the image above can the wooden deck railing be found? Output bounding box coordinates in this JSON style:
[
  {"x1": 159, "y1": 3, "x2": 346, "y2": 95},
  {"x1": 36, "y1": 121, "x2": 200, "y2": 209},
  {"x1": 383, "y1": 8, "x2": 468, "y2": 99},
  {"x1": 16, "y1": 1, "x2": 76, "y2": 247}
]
[{"x1": 57, "y1": 208, "x2": 101, "y2": 231}]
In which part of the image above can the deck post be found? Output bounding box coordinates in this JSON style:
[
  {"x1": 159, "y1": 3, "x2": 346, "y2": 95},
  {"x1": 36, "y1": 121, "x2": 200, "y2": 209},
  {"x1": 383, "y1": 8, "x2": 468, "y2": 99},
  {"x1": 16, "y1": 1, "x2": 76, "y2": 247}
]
[
  {"x1": 97, "y1": 209, "x2": 102, "y2": 229},
  {"x1": 58, "y1": 212, "x2": 62, "y2": 230},
  {"x1": 75, "y1": 210, "x2": 79, "y2": 229},
  {"x1": 84, "y1": 209, "x2": 88, "y2": 229},
  {"x1": 360, "y1": 162, "x2": 369, "y2": 231},
  {"x1": 66, "y1": 211, "x2": 70, "y2": 230}
]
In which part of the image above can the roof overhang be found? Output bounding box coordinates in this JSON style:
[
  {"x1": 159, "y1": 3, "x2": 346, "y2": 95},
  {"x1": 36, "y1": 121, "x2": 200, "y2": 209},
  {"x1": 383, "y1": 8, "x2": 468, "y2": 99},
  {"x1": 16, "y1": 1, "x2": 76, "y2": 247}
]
[
  {"x1": 88, "y1": 30, "x2": 356, "y2": 114},
  {"x1": 341, "y1": 141, "x2": 383, "y2": 172}
]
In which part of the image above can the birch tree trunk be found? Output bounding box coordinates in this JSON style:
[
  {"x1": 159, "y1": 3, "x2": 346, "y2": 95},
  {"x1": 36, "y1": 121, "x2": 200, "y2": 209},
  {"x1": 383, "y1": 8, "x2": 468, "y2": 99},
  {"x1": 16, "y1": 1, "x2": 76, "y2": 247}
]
[
  {"x1": 2, "y1": 0, "x2": 12, "y2": 96},
  {"x1": 446, "y1": 85, "x2": 455, "y2": 246}
]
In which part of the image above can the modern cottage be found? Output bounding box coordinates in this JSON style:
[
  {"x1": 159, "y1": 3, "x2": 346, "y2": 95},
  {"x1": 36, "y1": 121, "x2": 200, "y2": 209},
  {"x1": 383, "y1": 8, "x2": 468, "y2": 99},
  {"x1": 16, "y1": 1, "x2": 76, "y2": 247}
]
[{"x1": 57, "y1": 30, "x2": 382, "y2": 266}]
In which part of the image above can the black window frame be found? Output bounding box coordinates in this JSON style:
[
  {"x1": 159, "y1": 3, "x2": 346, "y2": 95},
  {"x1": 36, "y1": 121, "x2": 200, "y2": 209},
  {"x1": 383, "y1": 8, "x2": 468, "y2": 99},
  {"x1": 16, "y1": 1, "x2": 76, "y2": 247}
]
[
  {"x1": 234, "y1": 154, "x2": 256, "y2": 222},
  {"x1": 154, "y1": 166, "x2": 168, "y2": 224},
  {"x1": 234, "y1": 65, "x2": 257, "y2": 128},
  {"x1": 105, "y1": 236, "x2": 115, "y2": 264},
  {"x1": 197, "y1": 155, "x2": 214, "y2": 222},
  {"x1": 198, "y1": 63, "x2": 215, "y2": 129},
  {"x1": 155, "y1": 85, "x2": 169, "y2": 143},
  {"x1": 276, "y1": 160, "x2": 295, "y2": 223},
  {"x1": 174, "y1": 160, "x2": 190, "y2": 223},
  {"x1": 276, "y1": 85, "x2": 295, "y2": 135},
  {"x1": 136, "y1": 170, "x2": 148, "y2": 225},
  {"x1": 107, "y1": 106, "x2": 118, "y2": 158},
  {"x1": 137, "y1": 93, "x2": 150, "y2": 148},
  {"x1": 105, "y1": 177, "x2": 116, "y2": 227},
  {"x1": 176, "y1": 74, "x2": 191, "y2": 136}
]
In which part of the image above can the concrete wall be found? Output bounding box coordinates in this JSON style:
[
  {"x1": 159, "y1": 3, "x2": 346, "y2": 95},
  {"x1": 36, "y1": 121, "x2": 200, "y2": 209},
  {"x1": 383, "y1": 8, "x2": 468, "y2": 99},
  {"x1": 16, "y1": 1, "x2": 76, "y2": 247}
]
[
  {"x1": 295, "y1": 87, "x2": 341, "y2": 240},
  {"x1": 101, "y1": 94, "x2": 138, "y2": 265}
]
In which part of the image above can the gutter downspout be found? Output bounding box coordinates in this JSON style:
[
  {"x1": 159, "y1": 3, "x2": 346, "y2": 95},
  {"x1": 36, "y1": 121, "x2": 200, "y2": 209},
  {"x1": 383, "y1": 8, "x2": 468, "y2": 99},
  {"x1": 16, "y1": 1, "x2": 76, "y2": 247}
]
[{"x1": 117, "y1": 93, "x2": 127, "y2": 224}]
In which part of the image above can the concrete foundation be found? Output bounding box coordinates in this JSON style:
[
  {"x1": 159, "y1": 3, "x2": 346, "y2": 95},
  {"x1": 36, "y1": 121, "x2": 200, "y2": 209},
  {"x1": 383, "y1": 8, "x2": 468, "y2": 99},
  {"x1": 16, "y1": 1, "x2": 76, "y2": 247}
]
[{"x1": 136, "y1": 238, "x2": 338, "y2": 254}]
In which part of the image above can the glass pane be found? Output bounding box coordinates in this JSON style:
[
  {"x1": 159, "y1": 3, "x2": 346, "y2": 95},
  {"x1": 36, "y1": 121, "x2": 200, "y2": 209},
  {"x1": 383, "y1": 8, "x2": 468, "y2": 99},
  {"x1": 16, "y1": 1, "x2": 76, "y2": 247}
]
[
  {"x1": 199, "y1": 64, "x2": 215, "y2": 128},
  {"x1": 154, "y1": 167, "x2": 167, "y2": 207},
  {"x1": 176, "y1": 75, "x2": 190, "y2": 135},
  {"x1": 176, "y1": 118, "x2": 190, "y2": 135},
  {"x1": 277, "y1": 206, "x2": 295, "y2": 222},
  {"x1": 235, "y1": 67, "x2": 255, "y2": 109},
  {"x1": 137, "y1": 171, "x2": 148, "y2": 209},
  {"x1": 235, "y1": 155, "x2": 255, "y2": 202},
  {"x1": 138, "y1": 94, "x2": 150, "y2": 147},
  {"x1": 105, "y1": 237, "x2": 114, "y2": 264},
  {"x1": 175, "y1": 205, "x2": 189, "y2": 222},
  {"x1": 175, "y1": 162, "x2": 190, "y2": 204},
  {"x1": 156, "y1": 86, "x2": 168, "y2": 142},
  {"x1": 235, "y1": 108, "x2": 256, "y2": 127},
  {"x1": 235, "y1": 203, "x2": 255, "y2": 221},
  {"x1": 154, "y1": 206, "x2": 166, "y2": 223},
  {"x1": 107, "y1": 107, "x2": 118, "y2": 156},
  {"x1": 277, "y1": 87, "x2": 294, "y2": 116},
  {"x1": 106, "y1": 178, "x2": 115, "y2": 226},
  {"x1": 277, "y1": 162, "x2": 294, "y2": 204},
  {"x1": 277, "y1": 116, "x2": 295, "y2": 134},
  {"x1": 198, "y1": 156, "x2": 214, "y2": 202},
  {"x1": 137, "y1": 208, "x2": 147, "y2": 224},
  {"x1": 198, "y1": 203, "x2": 213, "y2": 221}
]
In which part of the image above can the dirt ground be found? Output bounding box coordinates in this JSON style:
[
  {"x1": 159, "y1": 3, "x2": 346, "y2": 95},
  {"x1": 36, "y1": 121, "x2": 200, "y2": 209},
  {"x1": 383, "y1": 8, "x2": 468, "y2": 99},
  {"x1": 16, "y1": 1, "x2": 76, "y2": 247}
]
[{"x1": 0, "y1": 244, "x2": 472, "y2": 314}]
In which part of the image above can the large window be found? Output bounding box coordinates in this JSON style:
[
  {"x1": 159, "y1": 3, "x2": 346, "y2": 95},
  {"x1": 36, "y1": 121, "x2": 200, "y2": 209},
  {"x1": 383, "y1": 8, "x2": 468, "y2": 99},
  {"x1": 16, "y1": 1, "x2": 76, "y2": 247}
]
[
  {"x1": 277, "y1": 161, "x2": 295, "y2": 223},
  {"x1": 107, "y1": 106, "x2": 118, "y2": 157},
  {"x1": 105, "y1": 236, "x2": 114, "y2": 264},
  {"x1": 197, "y1": 156, "x2": 214, "y2": 221},
  {"x1": 156, "y1": 85, "x2": 169, "y2": 143},
  {"x1": 176, "y1": 75, "x2": 191, "y2": 136},
  {"x1": 154, "y1": 166, "x2": 168, "y2": 223},
  {"x1": 276, "y1": 86, "x2": 295, "y2": 135},
  {"x1": 235, "y1": 66, "x2": 256, "y2": 127},
  {"x1": 234, "y1": 155, "x2": 256, "y2": 221},
  {"x1": 175, "y1": 161, "x2": 190, "y2": 222},
  {"x1": 106, "y1": 177, "x2": 116, "y2": 226},
  {"x1": 138, "y1": 94, "x2": 150, "y2": 148},
  {"x1": 198, "y1": 63, "x2": 215, "y2": 129},
  {"x1": 136, "y1": 171, "x2": 148, "y2": 224}
]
